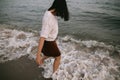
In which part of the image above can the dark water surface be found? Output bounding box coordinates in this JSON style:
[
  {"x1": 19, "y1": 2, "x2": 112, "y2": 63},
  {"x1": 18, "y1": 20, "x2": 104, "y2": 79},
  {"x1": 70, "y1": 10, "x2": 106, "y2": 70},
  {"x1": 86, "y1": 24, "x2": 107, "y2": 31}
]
[{"x1": 0, "y1": 0, "x2": 120, "y2": 44}]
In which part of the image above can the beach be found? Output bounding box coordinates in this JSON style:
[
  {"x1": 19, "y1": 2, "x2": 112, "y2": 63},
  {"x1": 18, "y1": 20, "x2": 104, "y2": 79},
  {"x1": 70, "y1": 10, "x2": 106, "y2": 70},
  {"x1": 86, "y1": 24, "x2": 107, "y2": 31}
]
[
  {"x1": 0, "y1": 0, "x2": 120, "y2": 80},
  {"x1": 0, "y1": 55, "x2": 53, "y2": 80}
]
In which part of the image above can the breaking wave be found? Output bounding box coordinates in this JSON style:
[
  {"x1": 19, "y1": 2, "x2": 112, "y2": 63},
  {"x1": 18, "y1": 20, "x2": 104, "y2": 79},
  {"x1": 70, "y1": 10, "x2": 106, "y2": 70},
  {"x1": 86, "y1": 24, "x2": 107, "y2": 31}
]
[
  {"x1": 0, "y1": 25, "x2": 120, "y2": 80},
  {"x1": 0, "y1": 27, "x2": 38, "y2": 62}
]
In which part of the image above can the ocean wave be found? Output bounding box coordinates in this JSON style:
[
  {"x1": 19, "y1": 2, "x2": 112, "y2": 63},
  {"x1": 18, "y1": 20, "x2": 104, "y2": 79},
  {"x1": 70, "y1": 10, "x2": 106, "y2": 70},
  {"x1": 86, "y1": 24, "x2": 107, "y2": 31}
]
[
  {"x1": 0, "y1": 27, "x2": 120, "y2": 80},
  {"x1": 43, "y1": 36, "x2": 120, "y2": 80},
  {"x1": 0, "y1": 28, "x2": 38, "y2": 62}
]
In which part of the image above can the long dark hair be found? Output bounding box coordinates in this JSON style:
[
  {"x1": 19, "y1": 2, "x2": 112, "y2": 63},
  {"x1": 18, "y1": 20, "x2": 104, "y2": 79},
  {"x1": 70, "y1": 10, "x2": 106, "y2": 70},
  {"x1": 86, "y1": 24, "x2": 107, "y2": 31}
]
[{"x1": 48, "y1": 0, "x2": 69, "y2": 21}]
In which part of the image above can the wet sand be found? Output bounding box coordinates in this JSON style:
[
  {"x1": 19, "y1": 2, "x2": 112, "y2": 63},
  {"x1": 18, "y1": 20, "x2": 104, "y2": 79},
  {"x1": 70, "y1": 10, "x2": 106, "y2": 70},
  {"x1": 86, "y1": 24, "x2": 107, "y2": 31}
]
[{"x1": 0, "y1": 55, "x2": 52, "y2": 80}]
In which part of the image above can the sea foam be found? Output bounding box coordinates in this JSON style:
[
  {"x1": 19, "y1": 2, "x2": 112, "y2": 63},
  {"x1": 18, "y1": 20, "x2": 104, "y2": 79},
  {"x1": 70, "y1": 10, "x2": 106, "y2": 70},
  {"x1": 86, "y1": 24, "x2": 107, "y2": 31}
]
[
  {"x1": 42, "y1": 36, "x2": 120, "y2": 80},
  {"x1": 0, "y1": 27, "x2": 120, "y2": 80},
  {"x1": 0, "y1": 28, "x2": 38, "y2": 62}
]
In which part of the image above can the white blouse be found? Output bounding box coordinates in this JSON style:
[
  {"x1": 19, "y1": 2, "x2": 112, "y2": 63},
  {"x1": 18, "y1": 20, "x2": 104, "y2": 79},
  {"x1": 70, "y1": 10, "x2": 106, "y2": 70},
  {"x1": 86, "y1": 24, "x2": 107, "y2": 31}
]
[{"x1": 40, "y1": 11, "x2": 58, "y2": 41}]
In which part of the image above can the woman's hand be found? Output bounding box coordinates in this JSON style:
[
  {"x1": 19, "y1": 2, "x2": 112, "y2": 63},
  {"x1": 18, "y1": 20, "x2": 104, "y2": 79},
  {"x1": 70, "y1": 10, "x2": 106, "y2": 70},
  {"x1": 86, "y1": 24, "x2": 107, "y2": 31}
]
[
  {"x1": 36, "y1": 37, "x2": 45, "y2": 65},
  {"x1": 36, "y1": 53, "x2": 43, "y2": 66}
]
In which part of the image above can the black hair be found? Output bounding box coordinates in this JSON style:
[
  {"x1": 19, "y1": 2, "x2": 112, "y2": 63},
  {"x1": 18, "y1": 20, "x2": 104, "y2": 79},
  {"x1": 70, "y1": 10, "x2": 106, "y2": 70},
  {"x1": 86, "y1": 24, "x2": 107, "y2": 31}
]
[{"x1": 48, "y1": 0, "x2": 69, "y2": 21}]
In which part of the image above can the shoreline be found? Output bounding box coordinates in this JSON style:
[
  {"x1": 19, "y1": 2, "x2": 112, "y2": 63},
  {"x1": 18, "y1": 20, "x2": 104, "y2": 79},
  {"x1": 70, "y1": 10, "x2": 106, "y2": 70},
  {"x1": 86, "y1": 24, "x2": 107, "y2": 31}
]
[{"x1": 0, "y1": 55, "x2": 52, "y2": 80}]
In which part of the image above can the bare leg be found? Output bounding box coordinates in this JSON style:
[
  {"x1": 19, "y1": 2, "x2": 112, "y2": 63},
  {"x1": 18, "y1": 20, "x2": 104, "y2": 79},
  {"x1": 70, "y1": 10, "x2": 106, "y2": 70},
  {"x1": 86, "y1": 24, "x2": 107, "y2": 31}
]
[
  {"x1": 53, "y1": 56, "x2": 61, "y2": 73},
  {"x1": 40, "y1": 56, "x2": 49, "y2": 64}
]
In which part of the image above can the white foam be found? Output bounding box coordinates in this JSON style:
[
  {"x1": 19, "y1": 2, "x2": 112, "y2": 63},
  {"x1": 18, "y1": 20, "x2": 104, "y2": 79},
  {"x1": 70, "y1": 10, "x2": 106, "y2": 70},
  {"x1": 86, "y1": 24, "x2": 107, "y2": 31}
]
[
  {"x1": 0, "y1": 27, "x2": 119, "y2": 80},
  {"x1": 41, "y1": 36, "x2": 119, "y2": 80},
  {"x1": 0, "y1": 28, "x2": 38, "y2": 62}
]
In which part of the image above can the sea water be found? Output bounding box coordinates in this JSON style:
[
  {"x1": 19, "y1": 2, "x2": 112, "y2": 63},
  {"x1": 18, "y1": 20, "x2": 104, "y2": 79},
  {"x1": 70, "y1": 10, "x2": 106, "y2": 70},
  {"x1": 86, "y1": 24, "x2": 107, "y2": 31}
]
[
  {"x1": 0, "y1": 26, "x2": 120, "y2": 80},
  {"x1": 0, "y1": 0, "x2": 120, "y2": 80}
]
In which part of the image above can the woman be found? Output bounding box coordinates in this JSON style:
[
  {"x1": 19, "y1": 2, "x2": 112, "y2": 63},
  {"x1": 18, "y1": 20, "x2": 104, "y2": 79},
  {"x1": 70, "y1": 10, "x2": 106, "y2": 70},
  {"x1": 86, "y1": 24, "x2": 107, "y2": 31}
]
[{"x1": 36, "y1": 0, "x2": 69, "y2": 73}]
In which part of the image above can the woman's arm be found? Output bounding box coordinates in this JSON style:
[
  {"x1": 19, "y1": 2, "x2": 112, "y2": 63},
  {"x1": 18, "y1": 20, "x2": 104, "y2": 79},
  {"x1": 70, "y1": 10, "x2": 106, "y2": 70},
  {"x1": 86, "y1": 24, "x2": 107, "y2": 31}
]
[{"x1": 36, "y1": 37, "x2": 45, "y2": 65}]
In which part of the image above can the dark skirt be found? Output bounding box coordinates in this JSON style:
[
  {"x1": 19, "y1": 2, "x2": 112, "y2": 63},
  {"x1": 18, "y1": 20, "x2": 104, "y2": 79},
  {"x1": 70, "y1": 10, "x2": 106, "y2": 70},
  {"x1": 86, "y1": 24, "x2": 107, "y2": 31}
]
[{"x1": 42, "y1": 40, "x2": 61, "y2": 57}]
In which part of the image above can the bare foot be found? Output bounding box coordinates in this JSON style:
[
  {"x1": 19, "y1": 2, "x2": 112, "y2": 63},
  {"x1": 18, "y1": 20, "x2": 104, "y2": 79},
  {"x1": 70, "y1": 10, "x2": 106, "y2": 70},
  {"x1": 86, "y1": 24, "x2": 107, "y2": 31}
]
[
  {"x1": 40, "y1": 56, "x2": 49, "y2": 64},
  {"x1": 40, "y1": 57, "x2": 44, "y2": 65}
]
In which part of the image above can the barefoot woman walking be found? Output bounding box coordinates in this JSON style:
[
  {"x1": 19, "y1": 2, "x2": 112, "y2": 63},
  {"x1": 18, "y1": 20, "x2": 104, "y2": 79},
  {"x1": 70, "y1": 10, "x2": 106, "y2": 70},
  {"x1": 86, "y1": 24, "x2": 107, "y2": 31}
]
[{"x1": 36, "y1": 0, "x2": 69, "y2": 73}]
